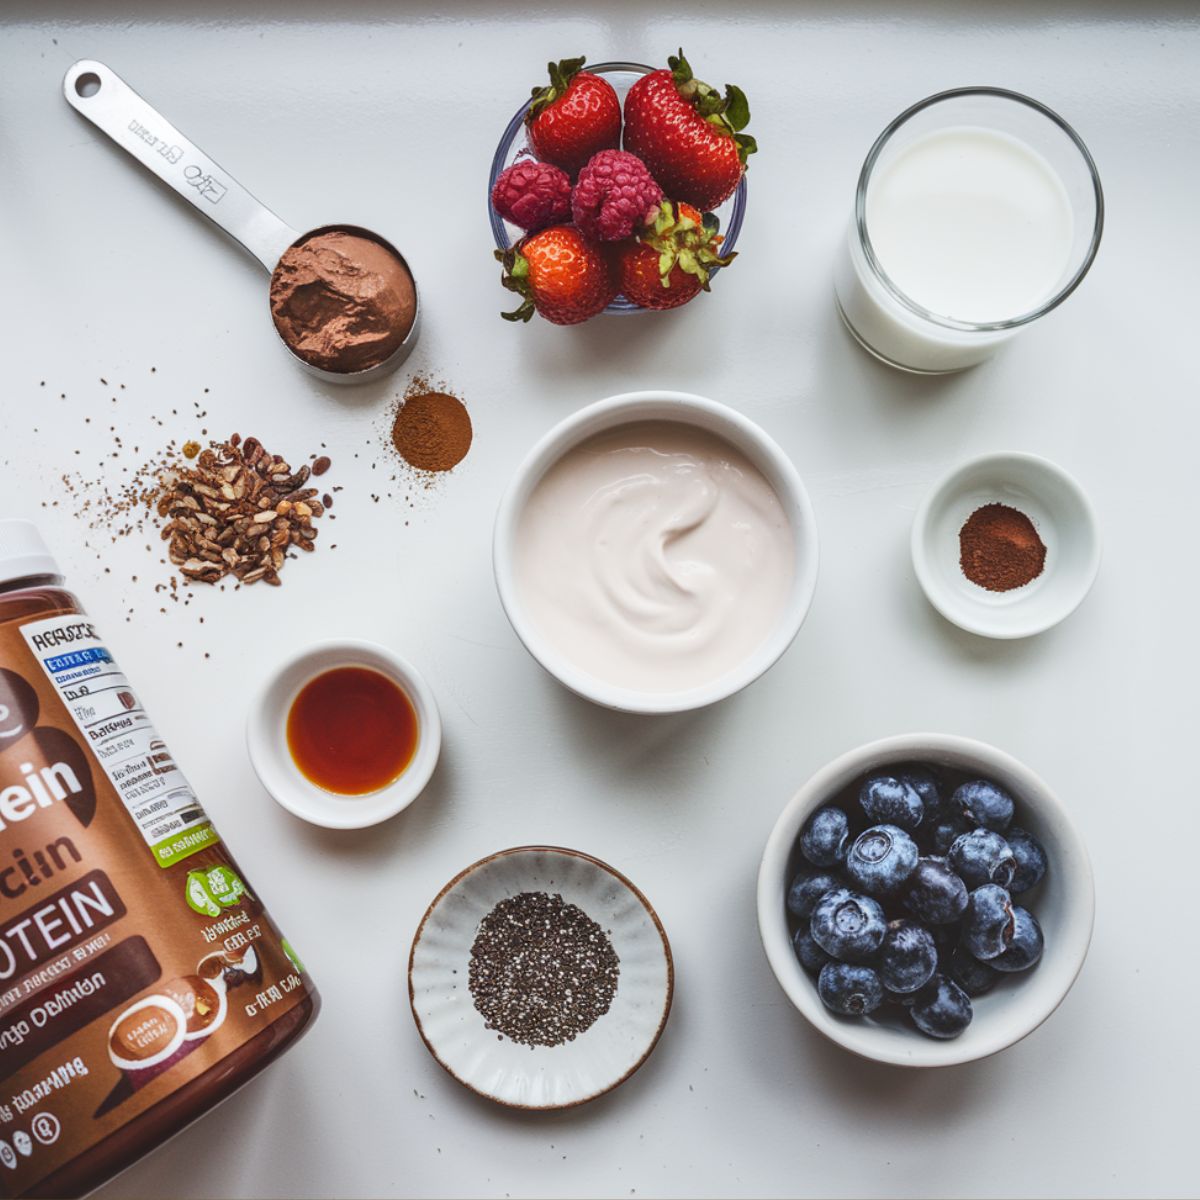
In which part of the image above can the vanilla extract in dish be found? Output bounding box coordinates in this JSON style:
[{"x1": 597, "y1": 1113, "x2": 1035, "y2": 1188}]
[
  {"x1": 515, "y1": 421, "x2": 794, "y2": 693},
  {"x1": 287, "y1": 666, "x2": 418, "y2": 795}
]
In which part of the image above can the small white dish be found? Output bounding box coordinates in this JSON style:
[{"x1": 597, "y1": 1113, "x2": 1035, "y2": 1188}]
[
  {"x1": 757, "y1": 732, "x2": 1095, "y2": 1068},
  {"x1": 493, "y1": 390, "x2": 820, "y2": 714},
  {"x1": 246, "y1": 638, "x2": 441, "y2": 829},
  {"x1": 409, "y1": 846, "x2": 673, "y2": 1109},
  {"x1": 911, "y1": 451, "x2": 1101, "y2": 639}
]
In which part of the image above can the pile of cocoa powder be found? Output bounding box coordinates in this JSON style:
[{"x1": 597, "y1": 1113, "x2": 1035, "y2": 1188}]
[{"x1": 388, "y1": 376, "x2": 472, "y2": 476}]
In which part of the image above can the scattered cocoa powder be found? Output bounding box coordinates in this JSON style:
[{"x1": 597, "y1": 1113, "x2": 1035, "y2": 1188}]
[
  {"x1": 959, "y1": 503, "x2": 1046, "y2": 592},
  {"x1": 390, "y1": 377, "x2": 472, "y2": 474}
]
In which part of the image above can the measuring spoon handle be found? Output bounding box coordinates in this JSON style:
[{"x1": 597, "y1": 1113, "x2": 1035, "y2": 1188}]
[{"x1": 64, "y1": 60, "x2": 297, "y2": 272}]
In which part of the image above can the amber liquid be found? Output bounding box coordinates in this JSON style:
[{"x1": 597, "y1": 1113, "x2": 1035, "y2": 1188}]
[{"x1": 286, "y1": 666, "x2": 419, "y2": 795}]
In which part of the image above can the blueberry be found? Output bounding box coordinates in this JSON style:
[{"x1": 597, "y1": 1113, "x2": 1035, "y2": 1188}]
[
  {"x1": 962, "y1": 884, "x2": 1016, "y2": 960},
  {"x1": 858, "y1": 773, "x2": 924, "y2": 831},
  {"x1": 931, "y1": 814, "x2": 972, "y2": 854},
  {"x1": 949, "y1": 828, "x2": 1016, "y2": 889},
  {"x1": 909, "y1": 974, "x2": 973, "y2": 1039},
  {"x1": 1005, "y1": 826, "x2": 1048, "y2": 894},
  {"x1": 818, "y1": 962, "x2": 884, "y2": 1016},
  {"x1": 899, "y1": 765, "x2": 943, "y2": 820},
  {"x1": 952, "y1": 779, "x2": 1015, "y2": 832},
  {"x1": 786, "y1": 868, "x2": 842, "y2": 919},
  {"x1": 846, "y1": 824, "x2": 919, "y2": 896},
  {"x1": 948, "y1": 946, "x2": 1000, "y2": 996},
  {"x1": 928, "y1": 922, "x2": 960, "y2": 966},
  {"x1": 792, "y1": 926, "x2": 832, "y2": 974},
  {"x1": 878, "y1": 919, "x2": 938, "y2": 994},
  {"x1": 810, "y1": 888, "x2": 888, "y2": 962},
  {"x1": 904, "y1": 856, "x2": 969, "y2": 925},
  {"x1": 799, "y1": 806, "x2": 851, "y2": 868},
  {"x1": 992, "y1": 907, "x2": 1044, "y2": 972}
]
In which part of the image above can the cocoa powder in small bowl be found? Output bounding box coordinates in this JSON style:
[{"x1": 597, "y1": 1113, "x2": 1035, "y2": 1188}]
[
  {"x1": 390, "y1": 378, "x2": 472, "y2": 474},
  {"x1": 959, "y1": 503, "x2": 1046, "y2": 592}
]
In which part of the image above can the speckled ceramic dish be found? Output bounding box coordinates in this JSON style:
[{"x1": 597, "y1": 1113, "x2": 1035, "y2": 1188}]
[{"x1": 409, "y1": 846, "x2": 673, "y2": 1109}]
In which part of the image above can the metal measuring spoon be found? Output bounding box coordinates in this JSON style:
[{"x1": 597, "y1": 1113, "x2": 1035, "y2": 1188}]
[{"x1": 63, "y1": 60, "x2": 420, "y2": 385}]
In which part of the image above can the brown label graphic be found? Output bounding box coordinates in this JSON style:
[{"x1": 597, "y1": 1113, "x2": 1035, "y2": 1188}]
[
  {"x1": 0, "y1": 937, "x2": 159, "y2": 1078},
  {"x1": 0, "y1": 869, "x2": 126, "y2": 995},
  {"x1": 0, "y1": 723, "x2": 97, "y2": 837},
  {"x1": 0, "y1": 670, "x2": 39, "y2": 747}
]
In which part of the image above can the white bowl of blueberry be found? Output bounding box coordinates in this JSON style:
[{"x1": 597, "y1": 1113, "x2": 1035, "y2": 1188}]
[{"x1": 757, "y1": 733, "x2": 1094, "y2": 1067}]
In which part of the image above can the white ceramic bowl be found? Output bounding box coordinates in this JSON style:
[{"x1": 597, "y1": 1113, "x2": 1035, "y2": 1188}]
[
  {"x1": 757, "y1": 733, "x2": 1094, "y2": 1068},
  {"x1": 493, "y1": 391, "x2": 820, "y2": 714},
  {"x1": 912, "y1": 451, "x2": 1101, "y2": 639},
  {"x1": 409, "y1": 846, "x2": 673, "y2": 1109},
  {"x1": 246, "y1": 638, "x2": 441, "y2": 829}
]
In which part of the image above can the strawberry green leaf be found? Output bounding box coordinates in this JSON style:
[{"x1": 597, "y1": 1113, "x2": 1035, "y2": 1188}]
[
  {"x1": 550, "y1": 56, "x2": 586, "y2": 91},
  {"x1": 501, "y1": 299, "x2": 536, "y2": 322},
  {"x1": 529, "y1": 56, "x2": 587, "y2": 118},
  {"x1": 497, "y1": 248, "x2": 535, "y2": 316},
  {"x1": 668, "y1": 49, "x2": 693, "y2": 85},
  {"x1": 734, "y1": 132, "x2": 758, "y2": 166},
  {"x1": 723, "y1": 84, "x2": 751, "y2": 132}
]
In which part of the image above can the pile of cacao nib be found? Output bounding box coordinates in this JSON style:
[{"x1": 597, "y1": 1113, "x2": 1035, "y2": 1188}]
[{"x1": 159, "y1": 434, "x2": 332, "y2": 587}]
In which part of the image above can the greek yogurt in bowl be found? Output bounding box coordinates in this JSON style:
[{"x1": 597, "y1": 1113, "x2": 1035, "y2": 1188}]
[{"x1": 494, "y1": 392, "x2": 819, "y2": 713}]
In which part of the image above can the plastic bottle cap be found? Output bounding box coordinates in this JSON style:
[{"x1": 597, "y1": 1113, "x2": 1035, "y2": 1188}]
[{"x1": 0, "y1": 520, "x2": 61, "y2": 586}]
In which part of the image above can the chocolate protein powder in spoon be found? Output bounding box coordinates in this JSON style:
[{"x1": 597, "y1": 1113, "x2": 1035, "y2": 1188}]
[{"x1": 269, "y1": 229, "x2": 417, "y2": 373}]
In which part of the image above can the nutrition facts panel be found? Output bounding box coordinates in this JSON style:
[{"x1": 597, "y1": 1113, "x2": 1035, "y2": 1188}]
[{"x1": 21, "y1": 614, "x2": 217, "y2": 867}]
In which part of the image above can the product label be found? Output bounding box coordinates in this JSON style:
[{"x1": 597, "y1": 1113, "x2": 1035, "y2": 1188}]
[
  {"x1": 18, "y1": 617, "x2": 218, "y2": 867},
  {"x1": 0, "y1": 604, "x2": 315, "y2": 1197}
]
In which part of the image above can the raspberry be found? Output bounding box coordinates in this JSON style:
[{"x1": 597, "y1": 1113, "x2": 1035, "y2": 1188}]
[
  {"x1": 570, "y1": 150, "x2": 663, "y2": 242},
  {"x1": 491, "y1": 161, "x2": 572, "y2": 232}
]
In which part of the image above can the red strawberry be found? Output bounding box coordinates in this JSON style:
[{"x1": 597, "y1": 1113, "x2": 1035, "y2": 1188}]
[
  {"x1": 623, "y1": 49, "x2": 757, "y2": 212},
  {"x1": 494, "y1": 225, "x2": 616, "y2": 324},
  {"x1": 526, "y1": 57, "x2": 622, "y2": 176},
  {"x1": 616, "y1": 200, "x2": 736, "y2": 310}
]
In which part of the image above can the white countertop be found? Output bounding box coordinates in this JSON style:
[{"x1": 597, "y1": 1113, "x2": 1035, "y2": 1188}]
[{"x1": 1, "y1": 4, "x2": 1198, "y2": 1197}]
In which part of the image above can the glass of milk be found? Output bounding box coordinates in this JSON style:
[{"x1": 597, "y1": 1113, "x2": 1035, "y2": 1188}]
[{"x1": 834, "y1": 88, "x2": 1103, "y2": 373}]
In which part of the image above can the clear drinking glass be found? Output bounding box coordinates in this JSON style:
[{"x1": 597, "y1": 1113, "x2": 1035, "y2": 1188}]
[{"x1": 834, "y1": 88, "x2": 1104, "y2": 373}]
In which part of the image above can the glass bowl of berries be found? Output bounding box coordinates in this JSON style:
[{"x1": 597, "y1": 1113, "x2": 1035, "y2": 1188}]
[
  {"x1": 757, "y1": 733, "x2": 1095, "y2": 1067},
  {"x1": 488, "y1": 56, "x2": 750, "y2": 322}
]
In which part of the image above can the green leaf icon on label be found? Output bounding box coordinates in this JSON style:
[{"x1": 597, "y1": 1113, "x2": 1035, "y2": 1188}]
[
  {"x1": 186, "y1": 872, "x2": 221, "y2": 917},
  {"x1": 185, "y1": 866, "x2": 248, "y2": 916}
]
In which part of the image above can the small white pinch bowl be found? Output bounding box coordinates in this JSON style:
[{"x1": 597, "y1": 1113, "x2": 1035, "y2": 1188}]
[
  {"x1": 912, "y1": 451, "x2": 1101, "y2": 639},
  {"x1": 246, "y1": 638, "x2": 441, "y2": 829},
  {"x1": 409, "y1": 846, "x2": 673, "y2": 1109},
  {"x1": 757, "y1": 733, "x2": 1094, "y2": 1068},
  {"x1": 493, "y1": 390, "x2": 820, "y2": 714}
]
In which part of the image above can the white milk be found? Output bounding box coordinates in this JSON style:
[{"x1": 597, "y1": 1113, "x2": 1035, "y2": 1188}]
[{"x1": 836, "y1": 126, "x2": 1075, "y2": 372}]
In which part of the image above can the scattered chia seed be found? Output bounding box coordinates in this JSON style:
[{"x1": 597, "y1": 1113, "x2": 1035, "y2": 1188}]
[{"x1": 468, "y1": 891, "x2": 619, "y2": 1049}]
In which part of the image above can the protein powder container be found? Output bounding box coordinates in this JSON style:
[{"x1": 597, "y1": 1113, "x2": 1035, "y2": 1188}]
[{"x1": 0, "y1": 522, "x2": 319, "y2": 1197}]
